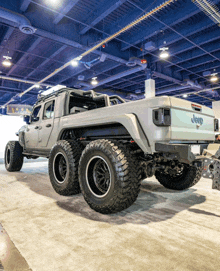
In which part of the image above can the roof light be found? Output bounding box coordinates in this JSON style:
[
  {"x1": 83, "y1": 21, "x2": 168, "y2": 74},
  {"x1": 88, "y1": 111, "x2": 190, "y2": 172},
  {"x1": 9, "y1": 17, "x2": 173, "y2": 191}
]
[
  {"x1": 71, "y1": 60, "x2": 79, "y2": 67},
  {"x1": 183, "y1": 94, "x2": 188, "y2": 98},
  {"x1": 210, "y1": 73, "x2": 218, "y2": 82},
  {"x1": 34, "y1": 84, "x2": 40, "y2": 88},
  {"x1": 91, "y1": 77, "x2": 98, "y2": 86},
  {"x1": 159, "y1": 47, "x2": 169, "y2": 59},
  {"x1": 2, "y1": 56, "x2": 12, "y2": 67}
]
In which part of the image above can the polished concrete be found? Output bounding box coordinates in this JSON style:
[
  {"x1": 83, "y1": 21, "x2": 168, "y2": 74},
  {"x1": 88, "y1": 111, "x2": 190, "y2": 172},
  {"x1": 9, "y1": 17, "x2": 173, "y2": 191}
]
[{"x1": 0, "y1": 160, "x2": 220, "y2": 271}]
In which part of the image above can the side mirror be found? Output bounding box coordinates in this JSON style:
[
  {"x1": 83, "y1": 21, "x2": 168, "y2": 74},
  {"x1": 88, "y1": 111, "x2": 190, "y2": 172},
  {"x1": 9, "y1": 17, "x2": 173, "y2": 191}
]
[
  {"x1": 32, "y1": 116, "x2": 39, "y2": 122},
  {"x1": 23, "y1": 115, "x2": 30, "y2": 124}
]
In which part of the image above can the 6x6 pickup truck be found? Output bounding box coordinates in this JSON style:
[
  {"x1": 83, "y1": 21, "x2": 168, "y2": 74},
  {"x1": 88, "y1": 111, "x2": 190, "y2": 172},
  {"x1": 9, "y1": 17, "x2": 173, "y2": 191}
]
[{"x1": 4, "y1": 88, "x2": 220, "y2": 214}]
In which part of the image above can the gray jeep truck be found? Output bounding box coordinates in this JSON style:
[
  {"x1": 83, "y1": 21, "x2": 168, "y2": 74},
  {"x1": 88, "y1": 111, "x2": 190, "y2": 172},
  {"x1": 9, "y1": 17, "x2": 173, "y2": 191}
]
[{"x1": 4, "y1": 88, "x2": 220, "y2": 214}]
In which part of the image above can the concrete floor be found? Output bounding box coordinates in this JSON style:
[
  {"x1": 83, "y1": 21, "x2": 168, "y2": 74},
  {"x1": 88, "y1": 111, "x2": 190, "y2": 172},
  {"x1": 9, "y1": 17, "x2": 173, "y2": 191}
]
[{"x1": 0, "y1": 161, "x2": 220, "y2": 271}]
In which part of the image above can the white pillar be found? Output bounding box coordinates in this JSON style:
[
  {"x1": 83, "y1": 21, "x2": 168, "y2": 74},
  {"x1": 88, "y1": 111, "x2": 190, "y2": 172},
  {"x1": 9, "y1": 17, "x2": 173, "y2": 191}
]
[{"x1": 145, "y1": 79, "x2": 155, "y2": 99}]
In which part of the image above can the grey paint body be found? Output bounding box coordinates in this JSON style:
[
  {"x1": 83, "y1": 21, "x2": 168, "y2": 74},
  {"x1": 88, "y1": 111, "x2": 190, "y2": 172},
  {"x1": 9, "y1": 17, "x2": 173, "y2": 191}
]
[{"x1": 19, "y1": 89, "x2": 215, "y2": 156}]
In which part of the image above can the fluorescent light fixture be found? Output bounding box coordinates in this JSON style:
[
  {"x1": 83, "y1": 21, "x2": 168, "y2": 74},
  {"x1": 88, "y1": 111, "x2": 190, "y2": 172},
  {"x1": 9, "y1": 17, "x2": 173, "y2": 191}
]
[
  {"x1": 91, "y1": 77, "x2": 98, "y2": 86},
  {"x1": 71, "y1": 60, "x2": 79, "y2": 67},
  {"x1": 159, "y1": 47, "x2": 169, "y2": 59}
]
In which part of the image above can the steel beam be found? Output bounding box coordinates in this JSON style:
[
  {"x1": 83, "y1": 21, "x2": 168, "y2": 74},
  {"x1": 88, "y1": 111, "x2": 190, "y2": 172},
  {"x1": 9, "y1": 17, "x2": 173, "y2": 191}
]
[
  {"x1": 166, "y1": 39, "x2": 220, "y2": 68},
  {"x1": 176, "y1": 51, "x2": 220, "y2": 72},
  {"x1": 20, "y1": 0, "x2": 31, "y2": 12},
  {"x1": 121, "y1": 0, "x2": 213, "y2": 51},
  {"x1": 24, "y1": 45, "x2": 68, "y2": 79},
  {"x1": 152, "y1": 26, "x2": 220, "y2": 64},
  {"x1": 80, "y1": 0, "x2": 128, "y2": 35},
  {"x1": 7, "y1": 37, "x2": 43, "y2": 77},
  {"x1": 53, "y1": 0, "x2": 80, "y2": 24},
  {"x1": 83, "y1": 65, "x2": 147, "y2": 90},
  {"x1": 35, "y1": 28, "x2": 127, "y2": 65}
]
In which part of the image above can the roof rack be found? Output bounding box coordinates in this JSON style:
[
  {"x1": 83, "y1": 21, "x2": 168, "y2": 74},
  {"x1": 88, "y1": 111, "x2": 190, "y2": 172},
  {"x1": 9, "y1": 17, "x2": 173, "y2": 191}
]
[{"x1": 36, "y1": 87, "x2": 67, "y2": 104}]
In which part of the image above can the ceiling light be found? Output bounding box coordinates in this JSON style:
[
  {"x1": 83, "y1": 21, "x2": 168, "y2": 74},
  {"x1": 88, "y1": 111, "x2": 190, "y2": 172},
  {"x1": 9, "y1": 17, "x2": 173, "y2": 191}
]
[
  {"x1": 159, "y1": 47, "x2": 169, "y2": 59},
  {"x1": 183, "y1": 94, "x2": 188, "y2": 98},
  {"x1": 210, "y1": 73, "x2": 218, "y2": 82},
  {"x1": 34, "y1": 84, "x2": 40, "y2": 88},
  {"x1": 2, "y1": 56, "x2": 12, "y2": 67},
  {"x1": 71, "y1": 60, "x2": 79, "y2": 67},
  {"x1": 91, "y1": 77, "x2": 98, "y2": 86}
]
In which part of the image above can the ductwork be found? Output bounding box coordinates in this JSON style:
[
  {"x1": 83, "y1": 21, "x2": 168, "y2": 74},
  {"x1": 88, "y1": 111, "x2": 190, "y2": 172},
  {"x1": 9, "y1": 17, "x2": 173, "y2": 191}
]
[
  {"x1": 157, "y1": 80, "x2": 204, "y2": 95},
  {"x1": 83, "y1": 65, "x2": 147, "y2": 90},
  {"x1": 74, "y1": 81, "x2": 91, "y2": 89},
  {"x1": 0, "y1": 7, "x2": 35, "y2": 34}
]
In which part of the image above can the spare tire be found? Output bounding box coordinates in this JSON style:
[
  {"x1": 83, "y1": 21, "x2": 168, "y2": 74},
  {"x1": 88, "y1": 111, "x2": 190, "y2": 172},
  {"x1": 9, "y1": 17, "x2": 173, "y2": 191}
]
[{"x1": 5, "y1": 141, "x2": 23, "y2": 172}]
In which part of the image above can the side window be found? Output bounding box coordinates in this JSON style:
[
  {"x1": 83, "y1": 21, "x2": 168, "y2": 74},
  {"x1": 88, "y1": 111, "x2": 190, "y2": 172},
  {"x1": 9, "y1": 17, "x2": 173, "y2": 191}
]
[
  {"x1": 31, "y1": 105, "x2": 41, "y2": 122},
  {"x1": 43, "y1": 100, "x2": 55, "y2": 119}
]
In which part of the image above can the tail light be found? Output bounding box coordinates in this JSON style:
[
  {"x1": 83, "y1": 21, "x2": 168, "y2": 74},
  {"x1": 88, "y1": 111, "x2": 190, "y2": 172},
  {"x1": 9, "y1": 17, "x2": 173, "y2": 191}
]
[
  {"x1": 214, "y1": 118, "x2": 219, "y2": 131},
  {"x1": 153, "y1": 108, "x2": 171, "y2": 126}
]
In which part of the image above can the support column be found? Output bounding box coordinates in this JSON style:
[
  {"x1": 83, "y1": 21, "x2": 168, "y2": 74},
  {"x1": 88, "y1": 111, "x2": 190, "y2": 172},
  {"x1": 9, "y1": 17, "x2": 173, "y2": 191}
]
[{"x1": 145, "y1": 79, "x2": 155, "y2": 99}]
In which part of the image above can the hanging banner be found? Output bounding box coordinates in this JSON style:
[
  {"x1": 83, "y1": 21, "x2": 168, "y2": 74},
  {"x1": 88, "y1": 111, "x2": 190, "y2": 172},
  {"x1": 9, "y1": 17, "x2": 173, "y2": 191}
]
[{"x1": 7, "y1": 104, "x2": 32, "y2": 116}]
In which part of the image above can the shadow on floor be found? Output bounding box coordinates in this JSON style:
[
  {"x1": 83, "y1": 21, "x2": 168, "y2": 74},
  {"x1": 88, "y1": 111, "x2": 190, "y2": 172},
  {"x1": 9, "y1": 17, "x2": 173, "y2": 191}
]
[{"x1": 1, "y1": 162, "x2": 210, "y2": 225}]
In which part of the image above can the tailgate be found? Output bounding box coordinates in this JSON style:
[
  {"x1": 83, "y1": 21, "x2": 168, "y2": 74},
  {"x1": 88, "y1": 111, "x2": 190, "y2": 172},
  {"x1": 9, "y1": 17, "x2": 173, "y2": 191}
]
[{"x1": 169, "y1": 97, "x2": 215, "y2": 141}]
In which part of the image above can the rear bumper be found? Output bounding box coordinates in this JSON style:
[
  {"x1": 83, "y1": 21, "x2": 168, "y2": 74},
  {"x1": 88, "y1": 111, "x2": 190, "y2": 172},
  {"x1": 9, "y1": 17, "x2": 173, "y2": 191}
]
[
  {"x1": 155, "y1": 143, "x2": 208, "y2": 164},
  {"x1": 155, "y1": 142, "x2": 220, "y2": 191}
]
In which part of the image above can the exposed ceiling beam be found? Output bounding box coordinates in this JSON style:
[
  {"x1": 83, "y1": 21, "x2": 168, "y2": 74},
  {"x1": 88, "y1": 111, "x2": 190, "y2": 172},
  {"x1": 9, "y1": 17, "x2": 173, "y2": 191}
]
[
  {"x1": 120, "y1": 0, "x2": 202, "y2": 51},
  {"x1": 183, "y1": 61, "x2": 220, "y2": 76},
  {"x1": 24, "y1": 45, "x2": 68, "y2": 79},
  {"x1": 83, "y1": 65, "x2": 147, "y2": 90},
  {"x1": 123, "y1": 0, "x2": 220, "y2": 51},
  {"x1": 35, "y1": 28, "x2": 127, "y2": 65},
  {"x1": 165, "y1": 29, "x2": 220, "y2": 67},
  {"x1": 53, "y1": 0, "x2": 81, "y2": 24},
  {"x1": 175, "y1": 51, "x2": 220, "y2": 72},
  {"x1": 20, "y1": 0, "x2": 31, "y2": 12},
  {"x1": 67, "y1": 63, "x2": 122, "y2": 87},
  {"x1": 6, "y1": 37, "x2": 43, "y2": 76},
  {"x1": 166, "y1": 40, "x2": 220, "y2": 68},
  {"x1": 80, "y1": 0, "x2": 128, "y2": 35},
  {"x1": 0, "y1": 27, "x2": 14, "y2": 55}
]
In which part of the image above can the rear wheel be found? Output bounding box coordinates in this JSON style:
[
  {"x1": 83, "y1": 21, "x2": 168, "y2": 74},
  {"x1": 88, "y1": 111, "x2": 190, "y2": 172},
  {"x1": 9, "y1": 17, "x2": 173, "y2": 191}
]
[
  {"x1": 48, "y1": 140, "x2": 83, "y2": 196},
  {"x1": 155, "y1": 163, "x2": 203, "y2": 190},
  {"x1": 4, "y1": 141, "x2": 23, "y2": 172},
  {"x1": 78, "y1": 139, "x2": 142, "y2": 214}
]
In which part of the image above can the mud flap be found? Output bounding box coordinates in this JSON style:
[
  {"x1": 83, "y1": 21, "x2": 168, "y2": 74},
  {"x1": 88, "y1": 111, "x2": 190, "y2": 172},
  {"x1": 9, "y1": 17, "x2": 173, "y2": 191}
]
[{"x1": 201, "y1": 144, "x2": 220, "y2": 191}]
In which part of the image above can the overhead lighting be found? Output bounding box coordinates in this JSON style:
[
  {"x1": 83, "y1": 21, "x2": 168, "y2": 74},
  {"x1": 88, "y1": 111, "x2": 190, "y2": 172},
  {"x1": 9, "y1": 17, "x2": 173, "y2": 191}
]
[
  {"x1": 210, "y1": 73, "x2": 218, "y2": 82},
  {"x1": 91, "y1": 77, "x2": 98, "y2": 86},
  {"x1": 34, "y1": 84, "x2": 40, "y2": 88},
  {"x1": 2, "y1": 56, "x2": 12, "y2": 67},
  {"x1": 71, "y1": 60, "x2": 79, "y2": 67},
  {"x1": 159, "y1": 47, "x2": 169, "y2": 59},
  {"x1": 183, "y1": 94, "x2": 188, "y2": 98}
]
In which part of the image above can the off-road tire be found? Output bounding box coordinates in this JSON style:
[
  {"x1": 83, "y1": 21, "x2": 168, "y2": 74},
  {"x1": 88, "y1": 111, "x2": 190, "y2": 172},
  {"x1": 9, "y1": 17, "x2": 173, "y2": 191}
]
[
  {"x1": 5, "y1": 141, "x2": 23, "y2": 172},
  {"x1": 78, "y1": 139, "x2": 142, "y2": 214},
  {"x1": 48, "y1": 140, "x2": 83, "y2": 196},
  {"x1": 155, "y1": 164, "x2": 203, "y2": 190}
]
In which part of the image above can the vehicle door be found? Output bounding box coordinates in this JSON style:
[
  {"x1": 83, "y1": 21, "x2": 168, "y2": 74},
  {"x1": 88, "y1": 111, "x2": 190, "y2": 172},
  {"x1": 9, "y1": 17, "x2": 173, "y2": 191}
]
[
  {"x1": 25, "y1": 105, "x2": 42, "y2": 149},
  {"x1": 38, "y1": 100, "x2": 55, "y2": 148}
]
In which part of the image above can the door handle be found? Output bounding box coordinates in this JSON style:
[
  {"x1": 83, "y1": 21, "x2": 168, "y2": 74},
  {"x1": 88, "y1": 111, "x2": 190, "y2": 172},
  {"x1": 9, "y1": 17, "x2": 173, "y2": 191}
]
[
  {"x1": 35, "y1": 126, "x2": 39, "y2": 129},
  {"x1": 46, "y1": 124, "x2": 51, "y2": 127}
]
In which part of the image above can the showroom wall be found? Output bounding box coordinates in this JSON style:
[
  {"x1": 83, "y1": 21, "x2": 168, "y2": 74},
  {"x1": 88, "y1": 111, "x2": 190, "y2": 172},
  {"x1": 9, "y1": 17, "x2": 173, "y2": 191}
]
[{"x1": 0, "y1": 115, "x2": 25, "y2": 158}]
